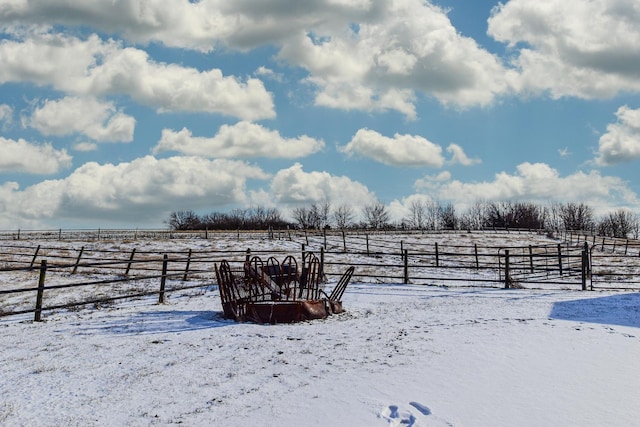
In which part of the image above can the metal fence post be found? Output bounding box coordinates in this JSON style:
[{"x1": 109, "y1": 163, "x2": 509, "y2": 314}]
[
  {"x1": 504, "y1": 250, "x2": 510, "y2": 289},
  {"x1": 403, "y1": 249, "x2": 409, "y2": 284},
  {"x1": 581, "y1": 249, "x2": 588, "y2": 291},
  {"x1": 320, "y1": 247, "x2": 325, "y2": 281}
]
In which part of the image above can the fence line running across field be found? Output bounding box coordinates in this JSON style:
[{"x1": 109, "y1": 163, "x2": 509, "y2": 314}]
[{"x1": 1, "y1": 229, "x2": 639, "y2": 321}]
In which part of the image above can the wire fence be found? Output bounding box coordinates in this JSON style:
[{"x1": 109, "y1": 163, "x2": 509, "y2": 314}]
[{"x1": 1, "y1": 229, "x2": 639, "y2": 321}]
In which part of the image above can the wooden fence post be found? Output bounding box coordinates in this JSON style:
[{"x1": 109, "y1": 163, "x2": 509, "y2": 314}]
[
  {"x1": 182, "y1": 248, "x2": 192, "y2": 281},
  {"x1": 320, "y1": 247, "x2": 325, "y2": 281},
  {"x1": 366, "y1": 234, "x2": 369, "y2": 256},
  {"x1": 342, "y1": 230, "x2": 347, "y2": 252},
  {"x1": 528, "y1": 245, "x2": 534, "y2": 273},
  {"x1": 245, "y1": 248, "x2": 251, "y2": 263},
  {"x1": 159, "y1": 254, "x2": 168, "y2": 304},
  {"x1": 403, "y1": 249, "x2": 409, "y2": 284},
  {"x1": 435, "y1": 242, "x2": 439, "y2": 267},
  {"x1": 71, "y1": 246, "x2": 84, "y2": 274},
  {"x1": 557, "y1": 244, "x2": 563, "y2": 276},
  {"x1": 124, "y1": 248, "x2": 136, "y2": 276},
  {"x1": 504, "y1": 250, "x2": 510, "y2": 289},
  {"x1": 301, "y1": 244, "x2": 306, "y2": 264},
  {"x1": 34, "y1": 260, "x2": 47, "y2": 322},
  {"x1": 29, "y1": 245, "x2": 41, "y2": 270},
  {"x1": 323, "y1": 228, "x2": 327, "y2": 250},
  {"x1": 474, "y1": 244, "x2": 479, "y2": 269}
]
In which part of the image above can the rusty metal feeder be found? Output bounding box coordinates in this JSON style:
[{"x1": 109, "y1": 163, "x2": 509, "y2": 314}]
[{"x1": 215, "y1": 253, "x2": 354, "y2": 324}]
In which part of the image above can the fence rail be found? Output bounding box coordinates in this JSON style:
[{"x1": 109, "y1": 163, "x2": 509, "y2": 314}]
[{"x1": 2, "y1": 230, "x2": 640, "y2": 321}]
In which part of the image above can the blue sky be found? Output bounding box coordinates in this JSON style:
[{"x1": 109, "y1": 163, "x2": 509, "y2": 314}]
[{"x1": 1, "y1": 0, "x2": 639, "y2": 229}]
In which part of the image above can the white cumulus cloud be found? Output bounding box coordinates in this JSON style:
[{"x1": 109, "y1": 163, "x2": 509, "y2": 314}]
[
  {"x1": 0, "y1": 155, "x2": 270, "y2": 224},
  {"x1": 415, "y1": 162, "x2": 639, "y2": 214},
  {"x1": 340, "y1": 128, "x2": 445, "y2": 167},
  {"x1": 0, "y1": 137, "x2": 72, "y2": 174},
  {"x1": 447, "y1": 143, "x2": 481, "y2": 166},
  {"x1": 154, "y1": 122, "x2": 325, "y2": 159},
  {"x1": 269, "y1": 162, "x2": 377, "y2": 209},
  {"x1": 0, "y1": 32, "x2": 275, "y2": 120},
  {"x1": 279, "y1": 0, "x2": 515, "y2": 117},
  {"x1": 488, "y1": 0, "x2": 640, "y2": 99},
  {"x1": 2, "y1": 1, "x2": 515, "y2": 117},
  {"x1": 28, "y1": 96, "x2": 135, "y2": 142},
  {"x1": 595, "y1": 106, "x2": 640, "y2": 166}
]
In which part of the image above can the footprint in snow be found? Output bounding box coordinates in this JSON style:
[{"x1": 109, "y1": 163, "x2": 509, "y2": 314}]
[{"x1": 379, "y1": 402, "x2": 452, "y2": 426}]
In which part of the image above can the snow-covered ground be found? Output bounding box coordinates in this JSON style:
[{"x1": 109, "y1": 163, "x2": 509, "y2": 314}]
[{"x1": 1, "y1": 234, "x2": 639, "y2": 426}]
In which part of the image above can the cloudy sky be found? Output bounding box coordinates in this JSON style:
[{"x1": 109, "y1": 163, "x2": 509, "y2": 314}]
[{"x1": 1, "y1": 0, "x2": 640, "y2": 229}]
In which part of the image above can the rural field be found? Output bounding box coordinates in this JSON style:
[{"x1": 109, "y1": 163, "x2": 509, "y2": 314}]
[{"x1": 1, "y1": 230, "x2": 639, "y2": 426}]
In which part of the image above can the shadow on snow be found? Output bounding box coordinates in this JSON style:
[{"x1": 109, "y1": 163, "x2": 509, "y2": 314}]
[
  {"x1": 549, "y1": 293, "x2": 640, "y2": 328},
  {"x1": 72, "y1": 310, "x2": 234, "y2": 336}
]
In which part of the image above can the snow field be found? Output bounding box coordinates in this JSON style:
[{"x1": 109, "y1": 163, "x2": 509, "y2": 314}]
[{"x1": 1, "y1": 283, "x2": 639, "y2": 426}]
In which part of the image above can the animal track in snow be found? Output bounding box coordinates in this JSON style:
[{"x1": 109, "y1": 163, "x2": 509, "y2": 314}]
[{"x1": 379, "y1": 401, "x2": 453, "y2": 426}]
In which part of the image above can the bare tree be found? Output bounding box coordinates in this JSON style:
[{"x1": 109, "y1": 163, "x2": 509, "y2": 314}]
[
  {"x1": 485, "y1": 201, "x2": 512, "y2": 228},
  {"x1": 559, "y1": 202, "x2": 594, "y2": 231},
  {"x1": 405, "y1": 199, "x2": 427, "y2": 229},
  {"x1": 438, "y1": 202, "x2": 457, "y2": 230},
  {"x1": 292, "y1": 206, "x2": 313, "y2": 229},
  {"x1": 362, "y1": 201, "x2": 390, "y2": 229},
  {"x1": 166, "y1": 210, "x2": 201, "y2": 230},
  {"x1": 318, "y1": 199, "x2": 332, "y2": 229},
  {"x1": 459, "y1": 200, "x2": 488, "y2": 230},
  {"x1": 333, "y1": 204, "x2": 355, "y2": 229},
  {"x1": 597, "y1": 209, "x2": 639, "y2": 238}
]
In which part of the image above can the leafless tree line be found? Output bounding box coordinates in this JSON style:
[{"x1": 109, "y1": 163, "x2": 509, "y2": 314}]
[
  {"x1": 166, "y1": 206, "x2": 292, "y2": 231},
  {"x1": 167, "y1": 200, "x2": 639, "y2": 238}
]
